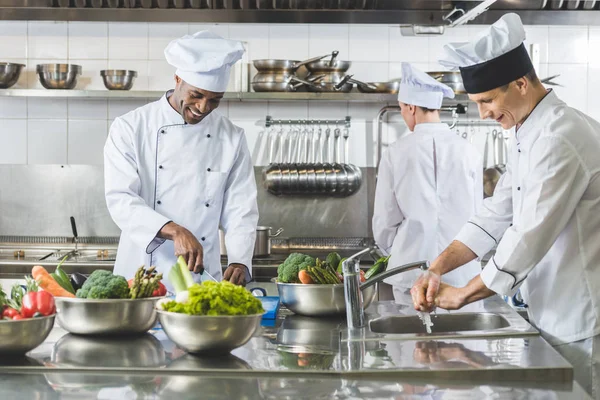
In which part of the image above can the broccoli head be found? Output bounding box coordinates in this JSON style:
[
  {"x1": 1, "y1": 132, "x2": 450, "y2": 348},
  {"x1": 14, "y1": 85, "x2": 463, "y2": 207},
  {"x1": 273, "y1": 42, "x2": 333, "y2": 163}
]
[
  {"x1": 76, "y1": 270, "x2": 130, "y2": 299},
  {"x1": 277, "y1": 253, "x2": 316, "y2": 283}
]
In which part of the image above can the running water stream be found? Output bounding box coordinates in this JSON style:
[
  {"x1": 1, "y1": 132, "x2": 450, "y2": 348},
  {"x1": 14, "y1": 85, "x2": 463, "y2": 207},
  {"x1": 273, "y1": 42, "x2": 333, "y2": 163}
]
[{"x1": 417, "y1": 311, "x2": 434, "y2": 334}]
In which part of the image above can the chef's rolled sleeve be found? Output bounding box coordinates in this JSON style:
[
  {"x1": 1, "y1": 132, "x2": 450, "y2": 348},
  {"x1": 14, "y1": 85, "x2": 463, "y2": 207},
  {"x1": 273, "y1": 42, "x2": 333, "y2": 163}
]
[
  {"x1": 455, "y1": 222, "x2": 498, "y2": 258},
  {"x1": 220, "y1": 131, "x2": 259, "y2": 279},
  {"x1": 104, "y1": 117, "x2": 172, "y2": 253},
  {"x1": 481, "y1": 136, "x2": 589, "y2": 296}
]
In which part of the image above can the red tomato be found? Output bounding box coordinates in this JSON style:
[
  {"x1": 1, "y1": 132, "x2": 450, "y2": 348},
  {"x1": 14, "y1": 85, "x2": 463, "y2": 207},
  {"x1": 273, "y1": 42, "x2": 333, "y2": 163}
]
[
  {"x1": 360, "y1": 270, "x2": 366, "y2": 283},
  {"x1": 21, "y1": 291, "x2": 56, "y2": 318},
  {"x1": 152, "y1": 282, "x2": 167, "y2": 297},
  {"x1": 11, "y1": 315, "x2": 24, "y2": 321}
]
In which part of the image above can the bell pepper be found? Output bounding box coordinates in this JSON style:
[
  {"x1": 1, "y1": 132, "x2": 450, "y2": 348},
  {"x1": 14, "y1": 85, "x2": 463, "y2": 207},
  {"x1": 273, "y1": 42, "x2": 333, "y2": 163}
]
[
  {"x1": 20, "y1": 291, "x2": 55, "y2": 318},
  {"x1": 2, "y1": 307, "x2": 20, "y2": 319},
  {"x1": 152, "y1": 282, "x2": 167, "y2": 297}
]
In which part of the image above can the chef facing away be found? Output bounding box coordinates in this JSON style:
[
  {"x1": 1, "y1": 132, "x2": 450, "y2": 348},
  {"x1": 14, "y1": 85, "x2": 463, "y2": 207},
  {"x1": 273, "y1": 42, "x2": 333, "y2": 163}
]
[
  {"x1": 373, "y1": 62, "x2": 483, "y2": 301},
  {"x1": 104, "y1": 31, "x2": 259, "y2": 287},
  {"x1": 411, "y1": 13, "x2": 600, "y2": 398}
]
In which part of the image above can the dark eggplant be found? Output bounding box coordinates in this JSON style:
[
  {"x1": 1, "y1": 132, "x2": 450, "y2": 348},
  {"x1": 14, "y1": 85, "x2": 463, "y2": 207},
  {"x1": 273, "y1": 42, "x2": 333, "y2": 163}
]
[{"x1": 70, "y1": 272, "x2": 88, "y2": 291}]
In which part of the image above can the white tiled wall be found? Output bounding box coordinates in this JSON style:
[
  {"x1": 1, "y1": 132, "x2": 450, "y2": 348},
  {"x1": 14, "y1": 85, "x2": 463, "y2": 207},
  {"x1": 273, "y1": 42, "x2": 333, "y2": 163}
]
[{"x1": 0, "y1": 21, "x2": 595, "y2": 167}]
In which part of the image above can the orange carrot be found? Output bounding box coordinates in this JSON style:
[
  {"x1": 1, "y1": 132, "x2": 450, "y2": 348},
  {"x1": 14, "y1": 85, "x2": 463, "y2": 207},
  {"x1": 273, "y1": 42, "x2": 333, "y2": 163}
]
[
  {"x1": 298, "y1": 270, "x2": 314, "y2": 284},
  {"x1": 32, "y1": 265, "x2": 76, "y2": 298}
]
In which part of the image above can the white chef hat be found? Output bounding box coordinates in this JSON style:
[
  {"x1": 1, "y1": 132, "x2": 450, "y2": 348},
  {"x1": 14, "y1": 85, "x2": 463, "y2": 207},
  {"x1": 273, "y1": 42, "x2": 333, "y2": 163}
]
[
  {"x1": 397, "y1": 63, "x2": 455, "y2": 110},
  {"x1": 164, "y1": 30, "x2": 245, "y2": 92},
  {"x1": 438, "y1": 13, "x2": 533, "y2": 94}
]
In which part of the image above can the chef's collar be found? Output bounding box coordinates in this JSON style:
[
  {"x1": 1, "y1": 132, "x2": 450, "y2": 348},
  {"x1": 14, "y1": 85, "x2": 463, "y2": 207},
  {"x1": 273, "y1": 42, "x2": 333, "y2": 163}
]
[
  {"x1": 413, "y1": 122, "x2": 452, "y2": 134},
  {"x1": 161, "y1": 90, "x2": 187, "y2": 125},
  {"x1": 515, "y1": 89, "x2": 559, "y2": 139}
]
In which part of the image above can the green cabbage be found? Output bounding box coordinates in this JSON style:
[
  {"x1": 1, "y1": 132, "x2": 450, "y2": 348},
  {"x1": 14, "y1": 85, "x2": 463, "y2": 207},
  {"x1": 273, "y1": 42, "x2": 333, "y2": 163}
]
[{"x1": 161, "y1": 281, "x2": 264, "y2": 316}]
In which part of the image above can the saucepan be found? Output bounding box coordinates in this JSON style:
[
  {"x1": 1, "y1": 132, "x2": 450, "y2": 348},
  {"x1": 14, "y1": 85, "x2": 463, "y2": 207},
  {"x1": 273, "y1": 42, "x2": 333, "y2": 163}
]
[
  {"x1": 427, "y1": 71, "x2": 465, "y2": 94},
  {"x1": 252, "y1": 72, "x2": 323, "y2": 92},
  {"x1": 253, "y1": 53, "x2": 335, "y2": 73},
  {"x1": 356, "y1": 81, "x2": 399, "y2": 94},
  {"x1": 220, "y1": 226, "x2": 284, "y2": 257}
]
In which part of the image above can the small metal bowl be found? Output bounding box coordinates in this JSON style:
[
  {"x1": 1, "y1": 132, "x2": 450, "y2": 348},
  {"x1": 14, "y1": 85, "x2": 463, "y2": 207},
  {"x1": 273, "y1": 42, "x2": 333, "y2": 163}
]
[
  {"x1": 36, "y1": 64, "x2": 82, "y2": 90},
  {"x1": 0, "y1": 62, "x2": 25, "y2": 89},
  {"x1": 55, "y1": 297, "x2": 161, "y2": 336},
  {"x1": 100, "y1": 69, "x2": 138, "y2": 90},
  {"x1": 0, "y1": 315, "x2": 55, "y2": 354},
  {"x1": 157, "y1": 310, "x2": 264, "y2": 355},
  {"x1": 276, "y1": 282, "x2": 377, "y2": 317}
]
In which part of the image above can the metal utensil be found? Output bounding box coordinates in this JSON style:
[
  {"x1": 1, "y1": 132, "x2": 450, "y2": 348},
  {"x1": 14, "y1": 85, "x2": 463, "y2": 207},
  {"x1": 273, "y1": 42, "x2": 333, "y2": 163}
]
[
  {"x1": 342, "y1": 127, "x2": 349, "y2": 164},
  {"x1": 483, "y1": 130, "x2": 502, "y2": 198},
  {"x1": 101, "y1": 69, "x2": 137, "y2": 90},
  {"x1": 36, "y1": 64, "x2": 82, "y2": 90},
  {"x1": 201, "y1": 269, "x2": 218, "y2": 282},
  {"x1": 0, "y1": 315, "x2": 55, "y2": 354},
  {"x1": 0, "y1": 63, "x2": 25, "y2": 89},
  {"x1": 55, "y1": 297, "x2": 161, "y2": 336},
  {"x1": 157, "y1": 311, "x2": 263, "y2": 354},
  {"x1": 328, "y1": 50, "x2": 339, "y2": 67},
  {"x1": 276, "y1": 282, "x2": 377, "y2": 316}
]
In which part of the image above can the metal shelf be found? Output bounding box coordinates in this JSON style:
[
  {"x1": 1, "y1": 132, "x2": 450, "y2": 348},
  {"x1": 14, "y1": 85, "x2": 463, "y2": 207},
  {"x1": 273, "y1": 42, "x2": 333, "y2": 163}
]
[
  {"x1": 0, "y1": 8, "x2": 597, "y2": 25},
  {"x1": 0, "y1": 89, "x2": 399, "y2": 102}
]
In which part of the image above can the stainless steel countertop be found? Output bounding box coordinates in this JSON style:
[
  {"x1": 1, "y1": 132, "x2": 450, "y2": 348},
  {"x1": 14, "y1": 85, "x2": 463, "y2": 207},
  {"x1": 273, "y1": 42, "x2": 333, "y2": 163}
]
[
  {"x1": 0, "y1": 372, "x2": 591, "y2": 399},
  {"x1": 0, "y1": 293, "x2": 584, "y2": 398}
]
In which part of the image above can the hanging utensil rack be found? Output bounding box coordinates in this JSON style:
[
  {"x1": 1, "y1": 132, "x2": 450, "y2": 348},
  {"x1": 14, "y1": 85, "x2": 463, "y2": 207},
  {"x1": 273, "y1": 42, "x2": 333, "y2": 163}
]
[{"x1": 263, "y1": 115, "x2": 362, "y2": 197}]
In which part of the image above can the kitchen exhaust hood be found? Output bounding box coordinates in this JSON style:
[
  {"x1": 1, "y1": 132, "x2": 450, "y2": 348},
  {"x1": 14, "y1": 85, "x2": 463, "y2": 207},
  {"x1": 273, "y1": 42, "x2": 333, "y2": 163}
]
[{"x1": 0, "y1": 0, "x2": 599, "y2": 25}]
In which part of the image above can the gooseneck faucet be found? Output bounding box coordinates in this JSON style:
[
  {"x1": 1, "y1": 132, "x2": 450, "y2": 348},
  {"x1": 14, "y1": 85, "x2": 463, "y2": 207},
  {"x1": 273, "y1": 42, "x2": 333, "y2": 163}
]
[{"x1": 342, "y1": 248, "x2": 430, "y2": 329}]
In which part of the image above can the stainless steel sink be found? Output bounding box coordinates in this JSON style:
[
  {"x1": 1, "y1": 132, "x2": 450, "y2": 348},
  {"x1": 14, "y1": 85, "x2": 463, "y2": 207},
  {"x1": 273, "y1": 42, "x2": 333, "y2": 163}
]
[
  {"x1": 343, "y1": 298, "x2": 540, "y2": 341},
  {"x1": 369, "y1": 313, "x2": 511, "y2": 334}
]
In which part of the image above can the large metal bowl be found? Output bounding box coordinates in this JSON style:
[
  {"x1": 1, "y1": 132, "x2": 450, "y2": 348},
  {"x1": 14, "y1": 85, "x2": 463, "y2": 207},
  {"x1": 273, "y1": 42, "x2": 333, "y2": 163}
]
[
  {"x1": 0, "y1": 62, "x2": 25, "y2": 89},
  {"x1": 54, "y1": 297, "x2": 160, "y2": 336},
  {"x1": 36, "y1": 64, "x2": 82, "y2": 90},
  {"x1": 0, "y1": 315, "x2": 55, "y2": 354},
  {"x1": 157, "y1": 310, "x2": 263, "y2": 355},
  {"x1": 100, "y1": 69, "x2": 137, "y2": 90},
  {"x1": 277, "y1": 282, "x2": 377, "y2": 317}
]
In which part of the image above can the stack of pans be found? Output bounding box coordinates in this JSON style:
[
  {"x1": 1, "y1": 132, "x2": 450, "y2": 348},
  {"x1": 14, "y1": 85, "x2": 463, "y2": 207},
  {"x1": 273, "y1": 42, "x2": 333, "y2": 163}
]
[{"x1": 252, "y1": 51, "x2": 375, "y2": 93}]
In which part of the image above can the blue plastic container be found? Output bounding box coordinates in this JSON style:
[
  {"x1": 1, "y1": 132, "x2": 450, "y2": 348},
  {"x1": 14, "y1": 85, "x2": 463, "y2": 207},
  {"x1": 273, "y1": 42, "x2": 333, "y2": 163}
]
[{"x1": 252, "y1": 288, "x2": 280, "y2": 320}]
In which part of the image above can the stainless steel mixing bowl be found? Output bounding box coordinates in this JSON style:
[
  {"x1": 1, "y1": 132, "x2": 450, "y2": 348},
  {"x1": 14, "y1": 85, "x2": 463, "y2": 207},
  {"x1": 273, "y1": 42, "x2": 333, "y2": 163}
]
[
  {"x1": 0, "y1": 62, "x2": 25, "y2": 89},
  {"x1": 157, "y1": 310, "x2": 263, "y2": 355},
  {"x1": 100, "y1": 69, "x2": 137, "y2": 90},
  {"x1": 0, "y1": 315, "x2": 55, "y2": 354},
  {"x1": 277, "y1": 282, "x2": 377, "y2": 317},
  {"x1": 55, "y1": 297, "x2": 161, "y2": 336},
  {"x1": 36, "y1": 64, "x2": 82, "y2": 89}
]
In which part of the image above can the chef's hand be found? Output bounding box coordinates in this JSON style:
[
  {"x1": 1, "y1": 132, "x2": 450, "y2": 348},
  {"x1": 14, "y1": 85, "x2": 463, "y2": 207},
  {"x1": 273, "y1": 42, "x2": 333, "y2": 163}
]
[
  {"x1": 410, "y1": 270, "x2": 441, "y2": 312},
  {"x1": 159, "y1": 222, "x2": 204, "y2": 274},
  {"x1": 223, "y1": 263, "x2": 247, "y2": 286},
  {"x1": 434, "y1": 283, "x2": 466, "y2": 310}
]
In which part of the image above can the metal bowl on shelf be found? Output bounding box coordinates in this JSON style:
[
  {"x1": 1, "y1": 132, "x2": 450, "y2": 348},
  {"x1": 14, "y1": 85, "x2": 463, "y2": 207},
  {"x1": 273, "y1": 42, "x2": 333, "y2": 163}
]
[
  {"x1": 0, "y1": 62, "x2": 25, "y2": 89},
  {"x1": 157, "y1": 310, "x2": 264, "y2": 355},
  {"x1": 276, "y1": 281, "x2": 377, "y2": 316},
  {"x1": 0, "y1": 315, "x2": 55, "y2": 354},
  {"x1": 100, "y1": 69, "x2": 138, "y2": 90},
  {"x1": 54, "y1": 297, "x2": 161, "y2": 336},
  {"x1": 36, "y1": 64, "x2": 82, "y2": 90}
]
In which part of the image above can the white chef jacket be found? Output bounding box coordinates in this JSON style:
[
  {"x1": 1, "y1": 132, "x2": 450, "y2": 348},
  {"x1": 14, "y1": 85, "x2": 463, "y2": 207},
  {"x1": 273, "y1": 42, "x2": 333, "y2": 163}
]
[
  {"x1": 373, "y1": 122, "x2": 483, "y2": 289},
  {"x1": 104, "y1": 92, "x2": 259, "y2": 286},
  {"x1": 455, "y1": 90, "x2": 600, "y2": 346}
]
